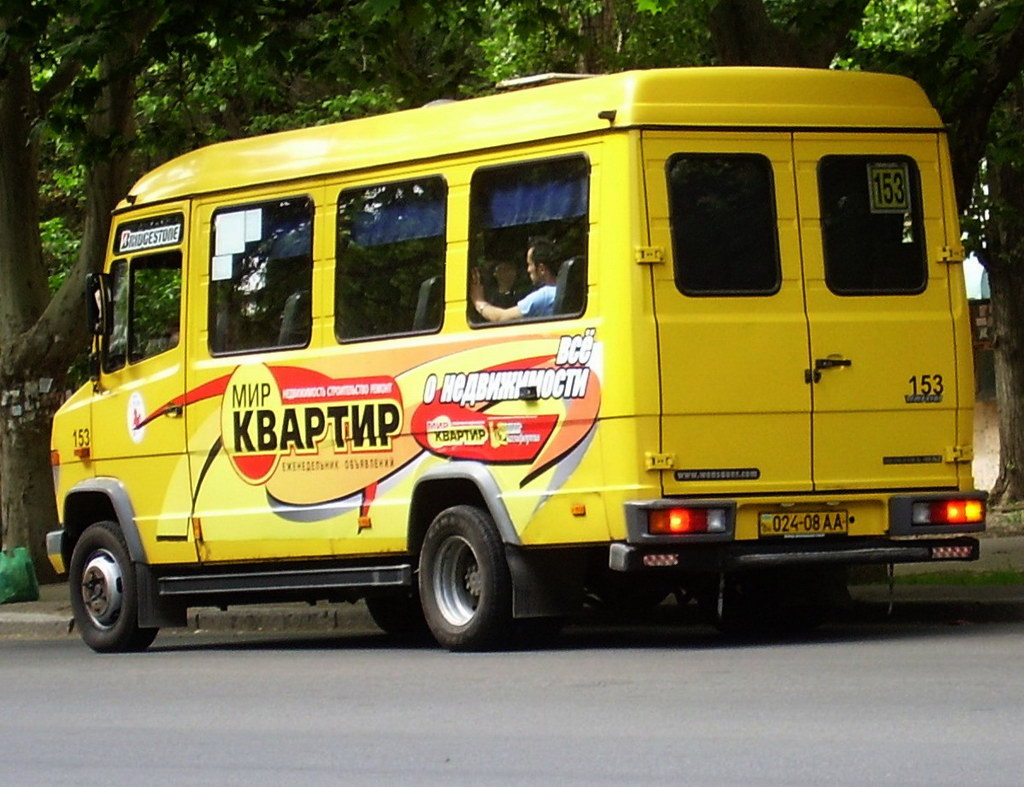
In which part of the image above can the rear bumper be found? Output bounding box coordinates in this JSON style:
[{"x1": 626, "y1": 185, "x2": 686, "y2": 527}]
[
  {"x1": 609, "y1": 535, "x2": 979, "y2": 573},
  {"x1": 614, "y1": 489, "x2": 987, "y2": 573}
]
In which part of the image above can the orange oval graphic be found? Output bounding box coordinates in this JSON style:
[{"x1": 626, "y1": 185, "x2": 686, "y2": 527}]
[{"x1": 220, "y1": 364, "x2": 284, "y2": 485}]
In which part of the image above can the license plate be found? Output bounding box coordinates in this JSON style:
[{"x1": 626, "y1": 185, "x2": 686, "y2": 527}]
[{"x1": 758, "y1": 510, "x2": 849, "y2": 537}]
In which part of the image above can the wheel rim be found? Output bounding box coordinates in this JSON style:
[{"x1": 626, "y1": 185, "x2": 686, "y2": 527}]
[
  {"x1": 432, "y1": 535, "x2": 481, "y2": 627},
  {"x1": 80, "y1": 549, "x2": 124, "y2": 629}
]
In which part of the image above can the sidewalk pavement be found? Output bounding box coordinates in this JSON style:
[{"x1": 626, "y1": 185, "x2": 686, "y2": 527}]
[{"x1": 3, "y1": 535, "x2": 1024, "y2": 640}]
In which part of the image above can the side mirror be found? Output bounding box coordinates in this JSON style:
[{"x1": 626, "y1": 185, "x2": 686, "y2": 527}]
[
  {"x1": 86, "y1": 272, "x2": 111, "y2": 385},
  {"x1": 85, "y1": 272, "x2": 111, "y2": 336}
]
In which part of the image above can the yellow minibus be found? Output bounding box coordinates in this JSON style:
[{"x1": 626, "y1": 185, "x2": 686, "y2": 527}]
[{"x1": 48, "y1": 67, "x2": 986, "y2": 651}]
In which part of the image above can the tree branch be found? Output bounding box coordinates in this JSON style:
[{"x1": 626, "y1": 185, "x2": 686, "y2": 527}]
[
  {"x1": 709, "y1": 0, "x2": 869, "y2": 68},
  {"x1": 948, "y1": 3, "x2": 1024, "y2": 210},
  {"x1": 37, "y1": 58, "x2": 83, "y2": 113}
]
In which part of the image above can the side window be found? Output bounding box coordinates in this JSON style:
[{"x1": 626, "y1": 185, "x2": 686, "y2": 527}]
[
  {"x1": 209, "y1": 197, "x2": 313, "y2": 355},
  {"x1": 468, "y1": 155, "x2": 589, "y2": 325},
  {"x1": 666, "y1": 154, "x2": 780, "y2": 296},
  {"x1": 335, "y1": 176, "x2": 446, "y2": 342},
  {"x1": 818, "y1": 156, "x2": 926, "y2": 294},
  {"x1": 103, "y1": 251, "x2": 182, "y2": 373},
  {"x1": 130, "y1": 253, "x2": 182, "y2": 363}
]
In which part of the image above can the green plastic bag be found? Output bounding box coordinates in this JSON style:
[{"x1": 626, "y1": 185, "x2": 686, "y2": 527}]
[{"x1": 0, "y1": 547, "x2": 40, "y2": 604}]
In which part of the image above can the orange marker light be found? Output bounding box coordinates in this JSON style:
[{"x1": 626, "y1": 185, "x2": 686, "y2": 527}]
[
  {"x1": 945, "y1": 500, "x2": 984, "y2": 523},
  {"x1": 912, "y1": 498, "x2": 985, "y2": 526}
]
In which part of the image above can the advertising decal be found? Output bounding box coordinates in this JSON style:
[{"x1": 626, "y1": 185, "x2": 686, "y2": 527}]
[{"x1": 139, "y1": 329, "x2": 601, "y2": 515}]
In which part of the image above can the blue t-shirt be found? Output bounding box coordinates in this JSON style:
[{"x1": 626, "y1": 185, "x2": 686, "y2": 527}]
[{"x1": 517, "y1": 285, "x2": 556, "y2": 317}]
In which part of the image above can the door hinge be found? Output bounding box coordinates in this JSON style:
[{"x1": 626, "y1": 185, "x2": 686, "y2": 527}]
[
  {"x1": 645, "y1": 452, "x2": 675, "y2": 471},
  {"x1": 939, "y1": 245, "x2": 965, "y2": 264},
  {"x1": 635, "y1": 246, "x2": 665, "y2": 265},
  {"x1": 945, "y1": 445, "x2": 974, "y2": 463}
]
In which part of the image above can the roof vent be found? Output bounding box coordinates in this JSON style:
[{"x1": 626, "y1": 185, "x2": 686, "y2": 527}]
[{"x1": 496, "y1": 73, "x2": 596, "y2": 91}]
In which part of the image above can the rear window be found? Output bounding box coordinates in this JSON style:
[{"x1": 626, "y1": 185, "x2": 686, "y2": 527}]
[
  {"x1": 818, "y1": 156, "x2": 926, "y2": 295},
  {"x1": 666, "y1": 153, "x2": 780, "y2": 296}
]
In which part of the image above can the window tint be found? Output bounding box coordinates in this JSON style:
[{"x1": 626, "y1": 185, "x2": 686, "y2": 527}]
[
  {"x1": 209, "y1": 197, "x2": 313, "y2": 354},
  {"x1": 103, "y1": 251, "x2": 182, "y2": 373},
  {"x1": 666, "y1": 154, "x2": 780, "y2": 295},
  {"x1": 335, "y1": 176, "x2": 446, "y2": 341},
  {"x1": 819, "y1": 156, "x2": 926, "y2": 294},
  {"x1": 468, "y1": 155, "x2": 589, "y2": 325}
]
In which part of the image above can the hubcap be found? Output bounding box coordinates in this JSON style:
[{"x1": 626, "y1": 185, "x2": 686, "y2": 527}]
[
  {"x1": 80, "y1": 549, "x2": 123, "y2": 629},
  {"x1": 433, "y1": 536, "x2": 480, "y2": 627}
]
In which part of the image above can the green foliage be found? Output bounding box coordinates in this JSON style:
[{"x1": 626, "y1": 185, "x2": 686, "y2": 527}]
[
  {"x1": 41, "y1": 217, "x2": 79, "y2": 293},
  {"x1": 481, "y1": 0, "x2": 711, "y2": 78},
  {"x1": 18, "y1": 0, "x2": 1024, "y2": 353}
]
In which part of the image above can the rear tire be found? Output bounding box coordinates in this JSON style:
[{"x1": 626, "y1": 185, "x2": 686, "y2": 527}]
[
  {"x1": 418, "y1": 505, "x2": 513, "y2": 651},
  {"x1": 69, "y1": 521, "x2": 158, "y2": 653}
]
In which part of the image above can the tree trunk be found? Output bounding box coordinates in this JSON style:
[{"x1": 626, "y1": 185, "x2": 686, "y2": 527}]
[
  {"x1": 579, "y1": 0, "x2": 619, "y2": 74},
  {"x1": 709, "y1": 0, "x2": 869, "y2": 68},
  {"x1": 0, "y1": 39, "x2": 138, "y2": 580},
  {"x1": 988, "y1": 258, "x2": 1024, "y2": 507},
  {"x1": 0, "y1": 47, "x2": 52, "y2": 576},
  {"x1": 985, "y1": 86, "x2": 1024, "y2": 508}
]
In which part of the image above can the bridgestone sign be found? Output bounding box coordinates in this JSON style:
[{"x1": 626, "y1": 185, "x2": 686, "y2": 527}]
[{"x1": 114, "y1": 213, "x2": 185, "y2": 255}]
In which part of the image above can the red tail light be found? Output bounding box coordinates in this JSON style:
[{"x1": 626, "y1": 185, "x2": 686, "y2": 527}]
[
  {"x1": 912, "y1": 499, "x2": 985, "y2": 526},
  {"x1": 648, "y1": 507, "x2": 727, "y2": 535}
]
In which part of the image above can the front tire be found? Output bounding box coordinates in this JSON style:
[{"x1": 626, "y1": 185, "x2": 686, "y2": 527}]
[
  {"x1": 418, "y1": 505, "x2": 512, "y2": 651},
  {"x1": 69, "y1": 522, "x2": 158, "y2": 653}
]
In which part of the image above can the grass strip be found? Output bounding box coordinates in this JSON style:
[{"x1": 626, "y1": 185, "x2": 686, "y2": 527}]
[{"x1": 893, "y1": 570, "x2": 1024, "y2": 586}]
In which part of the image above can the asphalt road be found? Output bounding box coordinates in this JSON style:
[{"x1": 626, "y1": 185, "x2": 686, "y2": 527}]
[{"x1": 3, "y1": 618, "x2": 1023, "y2": 786}]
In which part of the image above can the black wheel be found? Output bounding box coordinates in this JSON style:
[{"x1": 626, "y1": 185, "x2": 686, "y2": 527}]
[
  {"x1": 69, "y1": 521, "x2": 158, "y2": 653},
  {"x1": 418, "y1": 505, "x2": 513, "y2": 651},
  {"x1": 365, "y1": 592, "x2": 432, "y2": 642}
]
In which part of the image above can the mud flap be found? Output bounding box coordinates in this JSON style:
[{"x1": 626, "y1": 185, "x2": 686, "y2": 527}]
[
  {"x1": 136, "y1": 563, "x2": 187, "y2": 628},
  {"x1": 505, "y1": 545, "x2": 586, "y2": 619}
]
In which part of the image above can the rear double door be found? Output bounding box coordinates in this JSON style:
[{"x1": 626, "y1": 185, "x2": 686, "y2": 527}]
[{"x1": 642, "y1": 130, "x2": 960, "y2": 497}]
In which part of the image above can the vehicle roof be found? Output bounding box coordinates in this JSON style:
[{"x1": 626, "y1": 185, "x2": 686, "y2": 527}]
[{"x1": 122, "y1": 67, "x2": 943, "y2": 209}]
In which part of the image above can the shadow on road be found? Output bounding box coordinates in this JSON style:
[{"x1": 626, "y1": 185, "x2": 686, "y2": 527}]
[{"x1": 145, "y1": 597, "x2": 1023, "y2": 654}]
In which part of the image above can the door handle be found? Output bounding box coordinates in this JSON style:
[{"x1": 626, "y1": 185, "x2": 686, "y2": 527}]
[
  {"x1": 163, "y1": 404, "x2": 183, "y2": 419},
  {"x1": 806, "y1": 357, "x2": 852, "y2": 384},
  {"x1": 815, "y1": 357, "x2": 852, "y2": 371}
]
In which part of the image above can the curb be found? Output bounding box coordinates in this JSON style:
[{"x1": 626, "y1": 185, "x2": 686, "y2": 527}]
[
  {"x1": 0, "y1": 611, "x2": 74, "y2": 639},
  {"x1": 5, "y1": 590, "x2": 1024, "y2": 640},
  {"x1": 0, "y1": 601, "x2": 379, "y2": 640},
  {"x1": 187, "y1": 603, "x2": 378, "y2": 634}
]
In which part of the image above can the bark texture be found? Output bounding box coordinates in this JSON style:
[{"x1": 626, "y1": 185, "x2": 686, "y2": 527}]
[
  {"x1": 986, "y1": 84, "x2": 1024, "y2": 507},
  {"x1": 709, "y1": 0, "x2": 869, "y2": 68}
]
